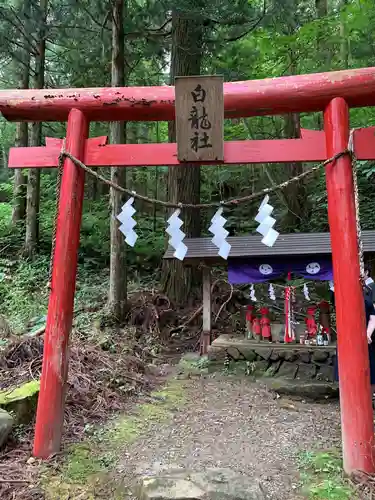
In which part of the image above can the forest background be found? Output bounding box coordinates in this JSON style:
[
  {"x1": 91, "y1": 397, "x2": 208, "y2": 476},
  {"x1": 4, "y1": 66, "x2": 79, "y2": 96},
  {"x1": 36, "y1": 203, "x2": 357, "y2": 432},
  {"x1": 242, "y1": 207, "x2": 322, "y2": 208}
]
[{"x1": 0, "y1": 0, "x2": 374, "y2": 333}]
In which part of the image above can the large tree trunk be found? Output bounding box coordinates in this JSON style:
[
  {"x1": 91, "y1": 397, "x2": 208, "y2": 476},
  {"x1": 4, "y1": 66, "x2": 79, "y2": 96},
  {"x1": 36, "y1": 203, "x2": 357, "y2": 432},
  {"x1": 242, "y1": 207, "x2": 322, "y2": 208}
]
[
  {"x1": 108, "y1": 0, "x2": 127, "y2": 320},
  {"x1": 315, "y1": 0, "x2": 329, "y2": 69},
  {"x1": 12, "y1": 133, "x2": 28, "y2": 225},
  {"x1": 315, "y1": 0, "x2": 329, "y2": 130},
  {"x1": 340, "y1": 0, "x2": 349, "y2": 69},
  {"x1": 281, "y1": 1, "x2": 305, "y2": 231},
  {"x1": 24, "y1": 0, "x2": 47, "y2": 257},
  {"x1": 282, "y1": 110, "x2": 305, "y2": 229},
  {"x1": 12, "y1": 0, "x2": 31, "y2": 224},
  {"x1": 161, "y1": 6, "x2": 203, "y2": 303}
]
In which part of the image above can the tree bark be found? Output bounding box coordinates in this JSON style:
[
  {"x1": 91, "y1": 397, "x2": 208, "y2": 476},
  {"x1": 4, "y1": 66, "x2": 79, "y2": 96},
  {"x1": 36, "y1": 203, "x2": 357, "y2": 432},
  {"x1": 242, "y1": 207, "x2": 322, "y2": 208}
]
[
  {"x1": 281, "y1": 1, "x2": 305, "y2": 231},
  {"x1": 315, "y1": 0, "x2": 329, "y2": 70},
  {"x1": 161, "y1": 6, "x2": 204, "y2": 304},
  {"x1": 315, "y1": 0, "x2": 329, "y2": 129},
  {"x1": 12, "y1": 0, "x2": 31, "y2": 224},
  {"x1": 12, "y1": 132, "x2": 28, "y2": 224},
  {"x1": 24, "y1": 0, "x2": 47, "y2": 257},
  {"x1": 340, "y1": 0, "x2": 349, "y2": 69},
  {"x1": 282, "y1": 110, "x2": 305, "y2": 229},
  {"x1": 108, "y1": 0, "x2": 127, "y2": 320}
]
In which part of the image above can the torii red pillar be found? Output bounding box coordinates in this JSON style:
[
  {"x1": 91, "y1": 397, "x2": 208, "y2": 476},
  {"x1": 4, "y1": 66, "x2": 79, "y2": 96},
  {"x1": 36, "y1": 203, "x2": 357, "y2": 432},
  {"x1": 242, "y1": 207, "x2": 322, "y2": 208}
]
[
  {"x1": 33, "y1": 109, "x2": 88, "y2": 458},
  {"x1": 324, "y1": 98, "x2": 374, "y2": 473}
]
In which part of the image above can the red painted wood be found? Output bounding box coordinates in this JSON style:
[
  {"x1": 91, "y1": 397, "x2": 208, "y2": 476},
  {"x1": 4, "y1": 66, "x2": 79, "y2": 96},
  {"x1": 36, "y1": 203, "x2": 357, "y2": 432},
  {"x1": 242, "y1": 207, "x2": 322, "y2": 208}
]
[
  {"x1": 324, "y1": 98, "x2": 374, "y2": 474},
  {"x1": 33, "y1": 109, "x2": 89, "y2": 458},
  {"x1": 353, "y1": 127, "x2": 375, "y2": 160},
  {"x1": 10, "y1": 136, "x2": 108, "y2": 168},
  {"x1": 45, "y1": 137, "x2": 62, "y2": 147},
  {"x1": 8, "y1": 135, "x2": 328, "y2": 168},
  {"x1": 300, "y1": 128, "x2": 324, "y2": 140},
  {"x1": 45, "y1": 136, "x2": 107, "y2": 147},
  {"x1": 1, "y1": 67, "x2": 375, "y2": 122},
  {"x1": 9, "y1": 127, "x2": 375, "y2": 169}
]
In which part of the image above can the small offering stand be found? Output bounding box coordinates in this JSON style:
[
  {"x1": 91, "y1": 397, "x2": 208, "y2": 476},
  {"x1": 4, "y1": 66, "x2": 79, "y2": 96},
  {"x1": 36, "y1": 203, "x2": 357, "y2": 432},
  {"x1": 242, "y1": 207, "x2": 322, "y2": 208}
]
[{"x1": 229, "y1": 255, "x2": 335, "y2": 347}]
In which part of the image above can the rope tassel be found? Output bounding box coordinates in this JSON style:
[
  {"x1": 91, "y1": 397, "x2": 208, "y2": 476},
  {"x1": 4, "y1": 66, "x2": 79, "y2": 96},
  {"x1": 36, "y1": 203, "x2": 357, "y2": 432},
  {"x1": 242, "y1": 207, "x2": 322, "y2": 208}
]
[
  {"x1": 48, "y1": 141, "x2": 65, "y2": 289},
  {"x1": 349, "y1": 129, "x2": 365, "y2": 284}
]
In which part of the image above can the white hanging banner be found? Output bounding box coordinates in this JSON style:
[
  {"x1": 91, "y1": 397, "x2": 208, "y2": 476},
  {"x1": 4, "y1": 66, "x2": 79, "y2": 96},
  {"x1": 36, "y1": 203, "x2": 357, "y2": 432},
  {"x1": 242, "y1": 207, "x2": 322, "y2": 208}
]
[
  {"x1": 255, "y1": 195, "x2": 279, "y2": 247},
  {"x1": 166, "y1": 209, "x2": 188, "y2": 261},
  {"x1": 250, "y1": 284, "x2": 257, "y2": 302},
  {"x1": 303, "y1": 283, "x2": 310, "y2": 301},
  {"x1": 117, "y1": 197, "x2": 138, "y2": 247},
  {"x1": 268, "y1": 283, "x2": 276, "y2": 301},
  {"x1": 209, "y1": 207, "x2": 231, "y2": 259}
]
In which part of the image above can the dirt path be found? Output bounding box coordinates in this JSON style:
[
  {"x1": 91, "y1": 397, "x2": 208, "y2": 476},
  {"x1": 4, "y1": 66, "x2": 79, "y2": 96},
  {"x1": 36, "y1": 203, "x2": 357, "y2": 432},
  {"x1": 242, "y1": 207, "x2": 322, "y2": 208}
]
[{"x1": 119, "y1": 373, "x2": 341, "y2": 499}]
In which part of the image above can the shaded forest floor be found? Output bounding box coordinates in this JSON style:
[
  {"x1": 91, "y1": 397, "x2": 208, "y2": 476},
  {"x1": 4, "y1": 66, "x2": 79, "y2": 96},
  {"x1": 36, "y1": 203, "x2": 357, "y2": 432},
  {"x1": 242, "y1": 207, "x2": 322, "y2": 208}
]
[
  {"x1": 0, "y1": 276, "x2": 245, "y2": 499},
  {"x1": 115, "y1": 368, "x2": 342, "y2": 500},
  {"x1": 0, "y1": 276, "x2": 372, "y2": 500},
  {"x1": 2, "y1": 355, "x2": 371, "y2": 500}
]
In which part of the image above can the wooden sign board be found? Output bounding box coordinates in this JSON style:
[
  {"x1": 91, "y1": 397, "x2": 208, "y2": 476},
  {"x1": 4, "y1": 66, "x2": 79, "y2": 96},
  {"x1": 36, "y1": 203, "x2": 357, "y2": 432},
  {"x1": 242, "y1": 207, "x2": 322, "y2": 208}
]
[{"x1": 175, "y1": 75, "x2": 224, "y2": 162}]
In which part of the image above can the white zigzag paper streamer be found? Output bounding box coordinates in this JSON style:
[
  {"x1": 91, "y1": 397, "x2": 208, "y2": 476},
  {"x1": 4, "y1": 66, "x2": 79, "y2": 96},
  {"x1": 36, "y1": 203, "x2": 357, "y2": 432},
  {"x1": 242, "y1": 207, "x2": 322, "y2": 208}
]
[
  {"x1": 117, "y1": 197, "x2": 138, "y2": 247},
  {"x1": 208, "y1": 207, "x2": 231, "y2": 259},
  {"x1": 166, "y1": 209, "x2": 187, "y2": 261},
  {"x1": 250, "y1": 284, "x2": 257, "y2": 302},
  {"x1": 268, "y1": 283, "x2": 276, "y2": 301},
  {"x1": 255, "y1": 195, "x2": 279, "y2": 247},
  {"x1": 303, "y1": 283, "x2": 310, "y2": 301}
]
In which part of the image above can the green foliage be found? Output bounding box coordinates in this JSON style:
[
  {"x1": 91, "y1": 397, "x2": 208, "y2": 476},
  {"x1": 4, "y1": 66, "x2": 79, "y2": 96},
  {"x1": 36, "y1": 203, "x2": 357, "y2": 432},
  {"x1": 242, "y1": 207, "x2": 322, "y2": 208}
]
[
  {"x1": 298, "y1": 450, "x2": 355, "y2": 499},
  {"x1": 0, "y1": 201, "x2": 12, "y2": 232},
  {"x1": 0, "y1": 257, "x2": 50, "y2": 331},
  {"x1": 43, "y1": 379, "x2": 186, "y2": 498},
  {"x1": 0, "y1": 380, "x2": 40, "y2": 405}
]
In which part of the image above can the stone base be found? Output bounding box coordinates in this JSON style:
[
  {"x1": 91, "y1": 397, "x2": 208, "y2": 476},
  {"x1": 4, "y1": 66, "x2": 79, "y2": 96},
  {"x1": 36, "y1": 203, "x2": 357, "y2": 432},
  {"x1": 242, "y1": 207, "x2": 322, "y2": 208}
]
[
  {"x1": 208, "y1": 334, "x2": 336, "y2": 383},
  {"x1": 0, "y1": 409, "x2": 13, "y2": 448},
  {"x1": 0, "y1": 380, "x2": 40, "y2": 425},
  {"x1": 262, "y1": 378, "x2": 339, "y2": 401},
  {"x1": 135, "y1": 466, "x2": 266, "y2": 500}
]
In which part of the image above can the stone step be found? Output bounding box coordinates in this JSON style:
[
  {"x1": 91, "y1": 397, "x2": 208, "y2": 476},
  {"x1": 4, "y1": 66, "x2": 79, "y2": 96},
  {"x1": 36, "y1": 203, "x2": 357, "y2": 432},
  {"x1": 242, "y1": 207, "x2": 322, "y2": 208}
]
[{"x1": 262, "y1": 377, "x2": 339, "y2": 401}]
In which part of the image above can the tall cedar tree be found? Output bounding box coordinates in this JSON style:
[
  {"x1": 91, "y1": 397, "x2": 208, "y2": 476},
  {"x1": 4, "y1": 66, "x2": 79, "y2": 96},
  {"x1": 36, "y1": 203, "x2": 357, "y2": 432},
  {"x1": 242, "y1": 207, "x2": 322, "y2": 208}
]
[
  {"x1": 24, "y1": 0, "x2": 47, "y2": 257},
  {"x1": 161, "y1": 5, "x2": 204, "y2": 303},
  {"x1": 12, "y1": 0, "x2": 30, "y2": 223},
  {"x1": 108, "y1": 0, "x2": 127, "y2": 320}
]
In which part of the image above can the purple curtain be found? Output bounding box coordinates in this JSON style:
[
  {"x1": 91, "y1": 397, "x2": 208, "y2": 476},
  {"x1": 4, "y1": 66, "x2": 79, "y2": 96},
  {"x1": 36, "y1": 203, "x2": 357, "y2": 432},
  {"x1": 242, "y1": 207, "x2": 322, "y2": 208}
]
[{"x1": 228, "y1": 256, "x2": 333, "y2": 284}]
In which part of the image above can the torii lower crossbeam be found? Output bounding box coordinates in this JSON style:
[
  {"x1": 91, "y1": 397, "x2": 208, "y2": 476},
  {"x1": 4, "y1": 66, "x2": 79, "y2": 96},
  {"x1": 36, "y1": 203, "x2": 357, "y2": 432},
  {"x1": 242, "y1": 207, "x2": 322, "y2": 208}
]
[{"x1": 8, "y1": 127, "x2": 375, "y2": 168}]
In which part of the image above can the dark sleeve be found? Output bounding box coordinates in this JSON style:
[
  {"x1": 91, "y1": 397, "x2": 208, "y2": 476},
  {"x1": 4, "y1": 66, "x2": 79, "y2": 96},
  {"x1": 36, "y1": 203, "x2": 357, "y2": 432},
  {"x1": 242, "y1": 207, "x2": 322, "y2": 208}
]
[
  {"x1": 371, "y1": 283, "x2": 375, "y2": 303},
  {"x1": 366, "y1": 299, "x2": 375, "y2": 318},
  {"x1": 330, "y1": 291, "x2": 335, "y2": 308}
]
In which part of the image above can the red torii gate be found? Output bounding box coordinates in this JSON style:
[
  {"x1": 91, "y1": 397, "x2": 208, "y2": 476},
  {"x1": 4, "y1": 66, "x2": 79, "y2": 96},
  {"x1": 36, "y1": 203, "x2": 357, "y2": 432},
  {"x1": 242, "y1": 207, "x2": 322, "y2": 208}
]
[{"x1": 2, "y1": 67, "x2": 375, "y2": 474}]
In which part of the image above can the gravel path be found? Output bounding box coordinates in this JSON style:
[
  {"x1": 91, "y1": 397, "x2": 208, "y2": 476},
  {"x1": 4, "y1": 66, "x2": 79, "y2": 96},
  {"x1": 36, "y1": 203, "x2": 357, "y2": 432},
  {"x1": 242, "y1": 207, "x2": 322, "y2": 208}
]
[{"x1": 119, "y1": 374, "x2": 341, "y2": 499}]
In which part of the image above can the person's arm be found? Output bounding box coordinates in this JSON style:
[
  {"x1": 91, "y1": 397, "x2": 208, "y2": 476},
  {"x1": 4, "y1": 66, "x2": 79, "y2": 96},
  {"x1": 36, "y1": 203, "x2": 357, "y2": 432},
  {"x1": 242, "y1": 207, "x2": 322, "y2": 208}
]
[{"x1": 368, "y1": 315, "x2": 375, "y2": 343}]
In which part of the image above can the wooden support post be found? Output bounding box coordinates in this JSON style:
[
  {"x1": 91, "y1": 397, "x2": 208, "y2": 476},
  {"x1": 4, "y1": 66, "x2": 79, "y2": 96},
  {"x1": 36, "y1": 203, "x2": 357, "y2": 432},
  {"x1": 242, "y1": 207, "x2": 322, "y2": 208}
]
[
  {"x1": 33, "y1": 109, "x2": 89, "y2": 458},
  {"x1": 201, "y1": 266, "x2": 212, "y2": 355},
  {"x1": 324, "y1": 98, "x2": 374, "y2": 474}
]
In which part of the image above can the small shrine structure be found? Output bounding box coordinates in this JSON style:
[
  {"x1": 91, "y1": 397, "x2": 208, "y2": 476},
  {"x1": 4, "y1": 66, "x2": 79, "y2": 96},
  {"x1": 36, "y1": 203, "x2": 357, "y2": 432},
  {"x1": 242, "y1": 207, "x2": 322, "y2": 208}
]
[{"x1": 163, "y1": 230, "x2": 375, "y2": 352}]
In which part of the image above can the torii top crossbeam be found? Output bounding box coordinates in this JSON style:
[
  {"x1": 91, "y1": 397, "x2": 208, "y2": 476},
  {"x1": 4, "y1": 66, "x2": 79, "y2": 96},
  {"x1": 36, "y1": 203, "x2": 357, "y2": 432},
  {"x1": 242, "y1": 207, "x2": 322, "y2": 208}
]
[{"x1": 0, "y1": 67, "x2": 375, "y2": 122}]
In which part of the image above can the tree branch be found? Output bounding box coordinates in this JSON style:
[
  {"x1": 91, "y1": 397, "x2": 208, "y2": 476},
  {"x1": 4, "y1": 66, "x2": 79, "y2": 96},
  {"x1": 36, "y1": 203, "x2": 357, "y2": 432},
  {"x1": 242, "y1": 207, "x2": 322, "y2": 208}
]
[
  {"x1": 81, "y1": 4, "x2": 111, "y2": 31},
  {"x1": 124, "y1": 18, "x2": 172, "y2": 39},
  {"x1": 205, "y1": 0, "x2": 267, "y2": 43},
  {"x1": 2, "y1": 5, "x2": 39, "y2": 48},
  {"x1": 0, "y1": 34, "x2": 37, "y2": 56},
  {"x1": 48, "y1": 24, "x2": 103, "y2": 34}
]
